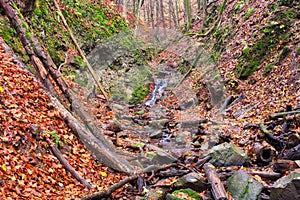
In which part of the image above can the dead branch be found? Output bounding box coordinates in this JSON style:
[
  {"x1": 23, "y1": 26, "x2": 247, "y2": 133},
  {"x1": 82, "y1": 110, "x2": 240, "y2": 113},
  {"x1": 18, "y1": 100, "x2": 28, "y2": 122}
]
[
  {"x1": 82, "y1": 175, "x2": 138, "y2": 200},
  {"x1": 218, "y1": 95, "x2": 233, "y2": 114},
  {"x1": 50, "y1": 144, "x2": 93, "y2": 189},
  {"x1": 82, "y1": 163, "x2": 176, "y2": 200},
  {"x1": 259, "y1": 124, "x2": 285, "y2": 151},
  {"x1": 249, "y1": 171, "x2": 281, "y2": 180},
  {"x1": 53, "y1": 0, "x2": 109, "y2": 101},
  {"x1": 269, "y1": 111, "x2": 300, "y2": 119},
  {"x1": 194, "y1": 156, "x2": 212, "y2": 169},
  {"x1": 203, "y1": 163, "x2": 228, "y2": 200}
]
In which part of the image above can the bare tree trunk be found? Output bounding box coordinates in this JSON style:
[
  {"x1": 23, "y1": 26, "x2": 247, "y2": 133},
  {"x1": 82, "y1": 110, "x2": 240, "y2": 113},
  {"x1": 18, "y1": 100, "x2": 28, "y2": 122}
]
[
  {"x1": 149, "y1": 0, "x2": 154, "y2": 29},
  {"x1": 133, "y1": 0, "x2": 136, "y2": 14},
  {"x1": 156, "y1": 0, "x2": 159, "y2": 27},
  {"x1": 197, "y1": 0, "x2": 201, "y2": 13},
  {"x1": 175, "y1": 1, "x2": 180, "y2": 27},
  {"x1": 122, "y1": 0, "x2": 127, "y2": 20},
  {"x1": 146, "y1": 2, "x2": 150, "y2": 26},
  {"x1": 169, "y1": 0, "x2": 177, "y2": 28},
  {"x1": 160, "y1": 0, "x2": 166, "y2": 31},
  {"x1": 143, "y1": 3, "x2": 146, "y2": 22},
  {"x1": 184, "y1": 0, "x2": 192, "y2": 30}
]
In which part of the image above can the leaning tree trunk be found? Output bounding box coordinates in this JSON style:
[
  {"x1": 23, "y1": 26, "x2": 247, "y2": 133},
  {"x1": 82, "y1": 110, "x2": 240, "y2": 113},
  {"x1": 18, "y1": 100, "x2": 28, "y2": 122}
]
[{"x1": 0, "y1": 0, "x2": 134, "y2": 174}]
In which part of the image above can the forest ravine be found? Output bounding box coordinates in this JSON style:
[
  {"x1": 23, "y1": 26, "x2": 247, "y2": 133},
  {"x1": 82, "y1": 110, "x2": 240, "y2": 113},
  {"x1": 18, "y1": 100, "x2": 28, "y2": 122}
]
[{"x1": 0, "y1": 0, "x2": 299, "y2": 199}]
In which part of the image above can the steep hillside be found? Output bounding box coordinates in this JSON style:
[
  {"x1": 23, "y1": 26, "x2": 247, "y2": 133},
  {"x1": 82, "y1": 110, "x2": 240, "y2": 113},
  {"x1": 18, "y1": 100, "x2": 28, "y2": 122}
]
[
  {"x1": 0, "y1": 0, "x2": 299, "y2": 199},
  {"x1": 191, "y1": 0, "x2": 299, "y2": 120}
]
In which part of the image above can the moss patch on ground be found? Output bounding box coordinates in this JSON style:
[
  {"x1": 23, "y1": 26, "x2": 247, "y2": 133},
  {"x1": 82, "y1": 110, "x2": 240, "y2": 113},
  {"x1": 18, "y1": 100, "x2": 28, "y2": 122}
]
[{"x1": 236, "y1": 2, "x2": 300, "y2": 79}]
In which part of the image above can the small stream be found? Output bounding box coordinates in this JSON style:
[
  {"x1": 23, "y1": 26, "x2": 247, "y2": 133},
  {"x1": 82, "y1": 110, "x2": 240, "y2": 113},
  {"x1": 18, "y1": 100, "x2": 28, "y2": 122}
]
[
  {"x1": 145, "y1": 78, "x2": 168, "y2": 106},
  {"x1": 144, "y1": 70, "x2": 171, "y2": 106}
]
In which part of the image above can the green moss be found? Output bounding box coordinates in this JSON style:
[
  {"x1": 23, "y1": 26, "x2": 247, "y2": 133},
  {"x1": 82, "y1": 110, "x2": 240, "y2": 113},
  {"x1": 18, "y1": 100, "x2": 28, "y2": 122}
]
[
  {"x1": 264, "y1": 62, "x2": 275, "y2": 75},
  {"x1": 296, "y1": 45, "x2": 300, "y2": 56},
  {"x1": 25, "y1": 0, "x2": 129, "y2": 67},
  {"x1": 279, "y1": 0, "x2": 294, "y2": 6},
  {"x1": 244, "y1": 8, "x2": 254, "y2": 20},
  {"x1": 129, "y1": 84, "x2": 149, "y2": 105},
  {"x1": 235, "y1": 1, "x2": 244, "y2": 13},
  {"x1": 172, "y1": 189, "x2": 202, "y2": 200},
  {"x1": 213, "y1": 24, "x2": 232, "y2": 56},
  {"x1": 0, "y1": 19, "x2": 30, "y2": 65},
  {"x1": 236, "y1": 5, "x2": 299, "y2": 79}
]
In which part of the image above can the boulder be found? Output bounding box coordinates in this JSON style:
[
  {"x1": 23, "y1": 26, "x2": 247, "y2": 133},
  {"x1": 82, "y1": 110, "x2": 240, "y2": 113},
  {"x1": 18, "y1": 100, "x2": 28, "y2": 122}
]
[
  {"x1": 226, "y1": 170, "x2": 263, "y2": 200},
  {"x1": 208, "y1": 142, "x2": 248, "y2": 166},
  {"x1": 270, "y1": 169, "x2": 300, "y2": 200}
]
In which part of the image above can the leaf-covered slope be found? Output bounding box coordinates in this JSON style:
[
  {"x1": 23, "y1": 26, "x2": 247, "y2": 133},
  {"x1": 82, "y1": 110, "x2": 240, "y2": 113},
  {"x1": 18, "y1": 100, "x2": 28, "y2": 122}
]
[
  {"x1": 192, "y1": 0, "x2": 299, "y2": 120},
  {"x1": 0, "y1": 38, "x2": 125, "y2": 199}
]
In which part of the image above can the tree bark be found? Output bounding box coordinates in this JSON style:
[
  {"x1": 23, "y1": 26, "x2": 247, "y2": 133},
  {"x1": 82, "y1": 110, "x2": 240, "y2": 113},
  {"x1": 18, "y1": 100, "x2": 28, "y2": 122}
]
[{"x1": 203, "y1": 163, "x2": 228, "y2": 200}]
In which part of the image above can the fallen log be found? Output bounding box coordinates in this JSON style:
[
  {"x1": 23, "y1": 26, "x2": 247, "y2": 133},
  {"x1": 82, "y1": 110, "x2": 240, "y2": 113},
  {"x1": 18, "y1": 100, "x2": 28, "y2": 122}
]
[
  {"x1": 249, "y1": 171, "x2": 281, "y2": 180},
  {"x1": 259, "y1": 124, "x2": 285, "y2": 151},
  {"x1": 203, "y1": 163, "x2": 228, "y2": 200},
  {"x1": 274, "y1": 159, "x2": 299, "y2": 173},
  {"x1": 51, "y1": 96, "x2": 133, "y2": 174},
  {"x1": 158, "y1": 169, "x2": 190, "y2": 177},
  {"x1": 253, "y1": 142, "x2": 276, "y2": 164},
  {"x1": 269, "y1": 111, "x2": 300, "y2": 119},
  {"x1": 0, "y1": 0, "x2": 56, "y2": 94}
]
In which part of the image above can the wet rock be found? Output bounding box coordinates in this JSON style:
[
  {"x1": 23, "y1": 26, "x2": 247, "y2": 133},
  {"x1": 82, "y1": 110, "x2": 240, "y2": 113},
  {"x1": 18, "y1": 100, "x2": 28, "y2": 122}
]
[
  {"x1": 151, "y1": 150, "x2": 177, "y2": 165},
  {"x1": 192, "y1": 141, "x2": 201, "y2": 148},
  {"x1": 270, "y1": 169, "x2": 300, "y2": 200},
  {"x1": 174, "y1": 172, "x2": 206, "y2": 192},
  {"x1": 208, "y1": 142, "x2": 248, "y2": 166},
  {"x1": 284, "y1": 144, "x2": 300, "y2": 160},
  {"x1": 149, "y1": 130, "x2": 163, "y2": 139},
  {"x1": 149, "y1": 119, "x2": 169, "y2": 130},
  {"x1": 175, "y1": 131, "x2": 192, "y2": 147},
  {"x1": 179, "y1": 97, "x2": 197, "y2": 110},
  {"x1": 105, "y1": 121, "x2": 122, "y2": 133},
  {"x1": 226, "y1": 170, "x2": 263, "y2": 200},
  {"x1": 143, "y1": 187, "x2": 169, "y2": 200},
  {"x1": 200, "y1": 134, "x2": 219, "y2": 150}
]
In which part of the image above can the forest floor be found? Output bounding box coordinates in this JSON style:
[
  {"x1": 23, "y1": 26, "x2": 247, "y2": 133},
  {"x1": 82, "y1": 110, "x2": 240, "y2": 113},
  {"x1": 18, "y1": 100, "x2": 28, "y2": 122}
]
[{"x1": 0, "y1": 0, "x2": 300, "y2": 199}]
